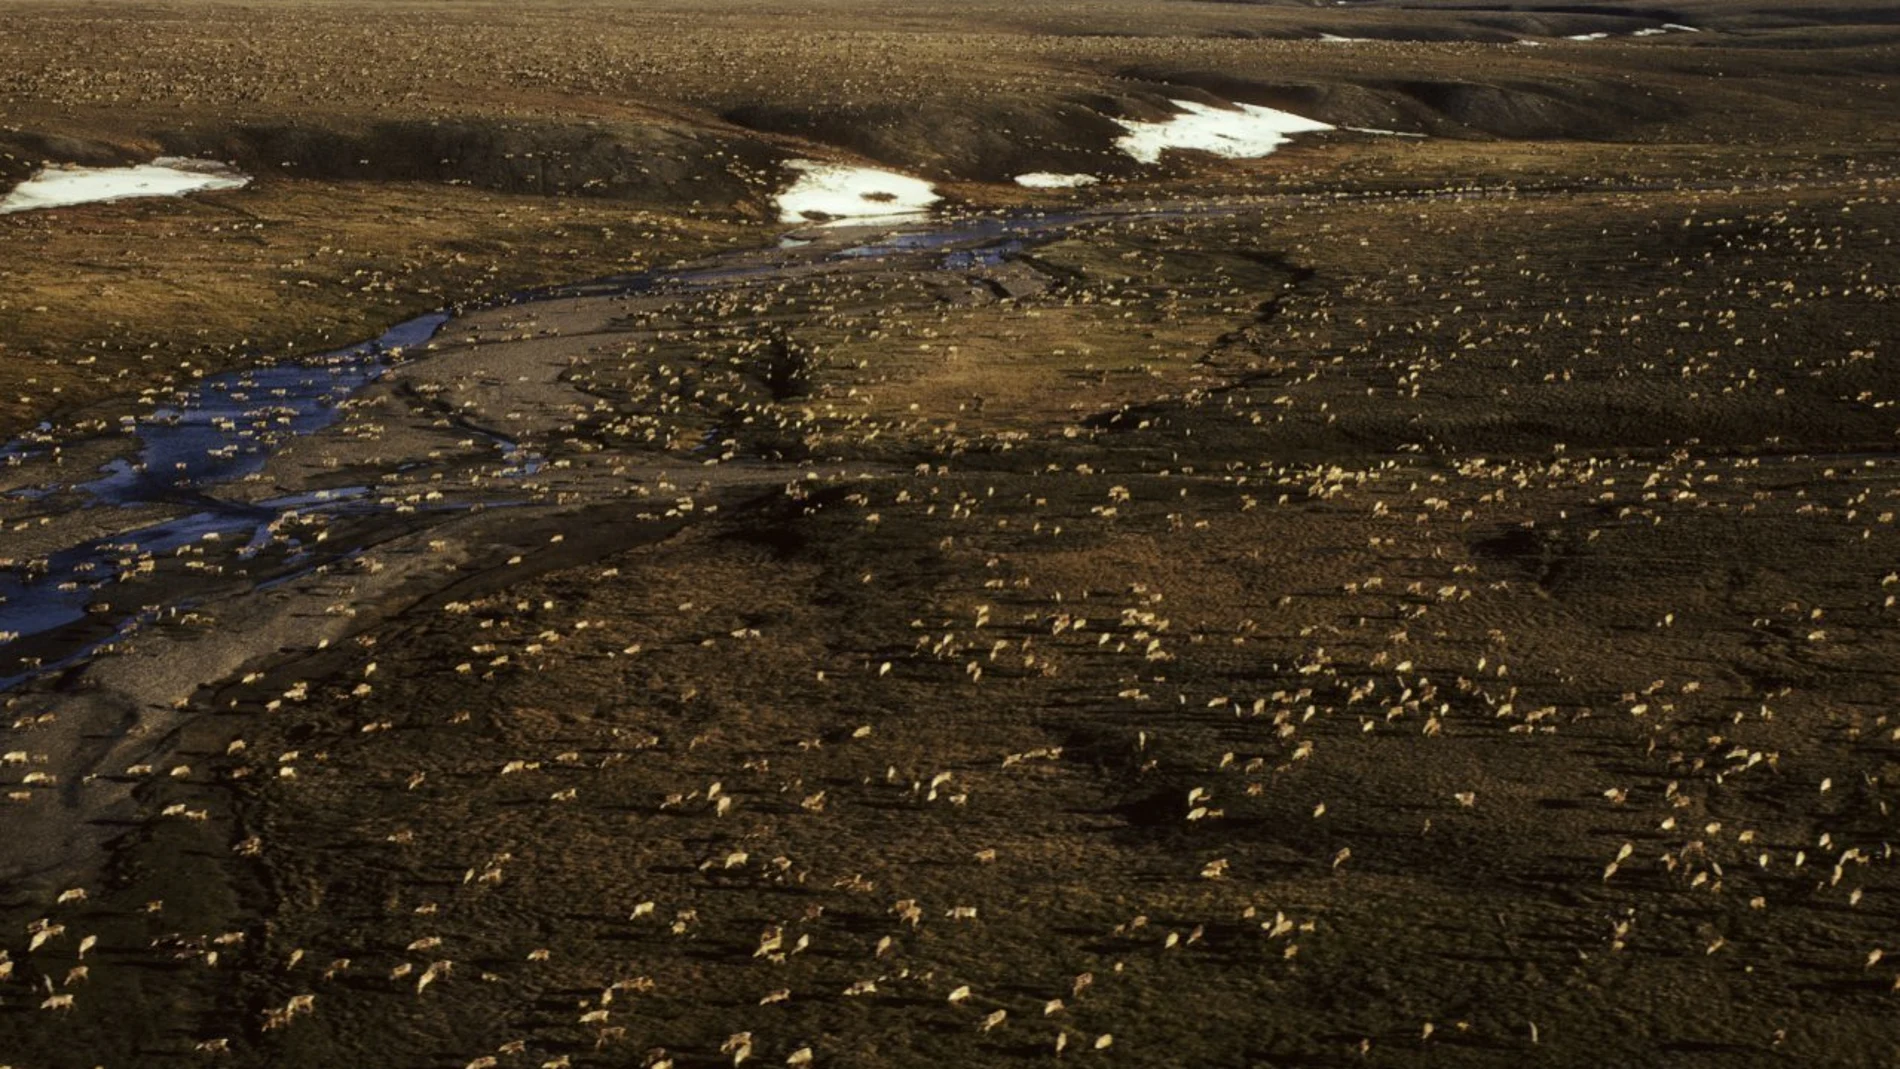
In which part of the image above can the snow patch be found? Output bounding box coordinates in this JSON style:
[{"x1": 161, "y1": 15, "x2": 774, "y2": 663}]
[
  {"x1": 775, "y1": 160, "x2": 939, "y2": 224},
  {"x1": 0, "y1": 158, "x2": 250, "y2": 214},
  {"x1": 1114, "y1": 100, "x2": 1333, "y2": 166},
  {"x1": 1570, "y1": 24, "x2": 1699, "y2": 42},
  {"x1": 1014, "y1": 172, "x2": 1099, "y2": 189}
]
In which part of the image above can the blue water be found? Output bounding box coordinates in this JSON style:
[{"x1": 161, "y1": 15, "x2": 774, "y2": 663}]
[
  {"x1": 76, "y1": 313, "x2": 447, "y2": 505},
  {"x1": 0, "y1": 315, "x2": 446, "y2": 687}
]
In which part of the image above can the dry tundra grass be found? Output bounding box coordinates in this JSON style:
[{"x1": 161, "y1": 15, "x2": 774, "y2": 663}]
[{"x1": 3, "y1": 2, "x2": 1900, "y2": 1067}]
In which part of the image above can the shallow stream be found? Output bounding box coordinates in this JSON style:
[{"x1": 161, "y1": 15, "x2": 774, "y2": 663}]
[{"x1": 0, "y1": 208, "x2": 1106, "y2": 689}]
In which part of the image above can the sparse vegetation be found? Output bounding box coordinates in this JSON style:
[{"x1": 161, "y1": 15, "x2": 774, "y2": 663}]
[{"x1": 4, "y1": 2, "x2": 1900, "y2": 1067}]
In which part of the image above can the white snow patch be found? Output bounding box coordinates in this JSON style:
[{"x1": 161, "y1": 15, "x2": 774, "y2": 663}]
[
  {"x1": 1114, "y1": 100, "x2": 1333, "y2": 166},
  {"x1": 1342, "y1": 126, "x2": 1428, "y2": 139},
  {"x1": 1014, "y1": 172, "x2": 1099, "y2": 189},
  {"x1": 1581, "y1": 23, "x2": 1700, "y2": 40},
  {"x1": 1317, "y1": 33, "x2": 1374, "y2": 43},
  {"x1": 0, "y1": 158, "x2": 249, "y2": 214},
  {"x1": 775, "y1": 160, "x2": 938, "y2": 224}
]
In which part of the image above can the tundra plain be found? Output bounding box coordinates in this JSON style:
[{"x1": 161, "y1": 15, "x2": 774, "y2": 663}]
[{"x1": 3, "y1": 2, "x2": 1900, "y2": 1067}]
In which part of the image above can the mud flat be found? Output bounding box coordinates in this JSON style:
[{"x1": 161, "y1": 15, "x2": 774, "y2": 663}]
[{"x1": 3, "y1": 2, "x2": 1900, "y2": 1067}]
